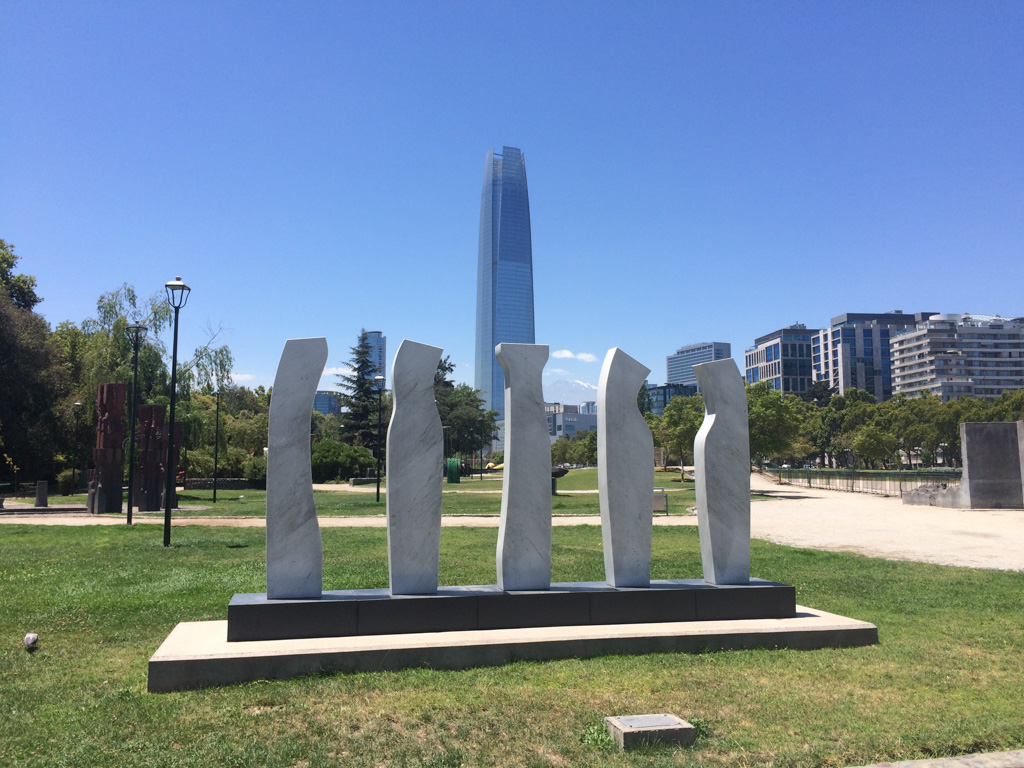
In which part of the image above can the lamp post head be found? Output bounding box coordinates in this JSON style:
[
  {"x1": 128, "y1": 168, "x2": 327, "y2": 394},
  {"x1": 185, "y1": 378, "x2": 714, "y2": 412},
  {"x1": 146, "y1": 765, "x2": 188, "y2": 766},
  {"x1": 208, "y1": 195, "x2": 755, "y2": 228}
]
[
  {"x1": 73, "y1": 401, "x2": 82, "y2": 408},
  {"x1": 374, "y1": 375, "x2": 385, "y2": 389},
  {"x1": 165, "y1": 277, "x2": 191, "y2": 310},
  {"x1": 126, "y1": 322, "x2": 149, "y2": 339}
]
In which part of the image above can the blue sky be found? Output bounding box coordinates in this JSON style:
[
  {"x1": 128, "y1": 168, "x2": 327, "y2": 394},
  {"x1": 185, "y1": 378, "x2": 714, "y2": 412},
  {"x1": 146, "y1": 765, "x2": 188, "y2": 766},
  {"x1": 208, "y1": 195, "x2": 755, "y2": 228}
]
[{"x1": 3, "y1": 1, "x2": 1022, "y2": 396}]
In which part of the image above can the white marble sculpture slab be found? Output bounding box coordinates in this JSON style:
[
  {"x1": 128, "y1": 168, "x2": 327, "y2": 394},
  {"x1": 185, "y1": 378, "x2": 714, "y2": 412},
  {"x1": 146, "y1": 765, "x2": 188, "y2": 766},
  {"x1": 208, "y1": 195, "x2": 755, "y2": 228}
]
[
  {"x1": 597, "y1": 348, "x2": 654, "y2": 587},
  {"x1": 387, "y1": 339, "x2": 444, "y2": 595},
  {"x1": 266, "y1": 338, "x2": 328, "y2": 599},
  {"x1": 495, "y1": 343, "x2": 552, "y2": 591},
  {"x1": 693, "y1": 358, "x2": 751, "y2": 585}
]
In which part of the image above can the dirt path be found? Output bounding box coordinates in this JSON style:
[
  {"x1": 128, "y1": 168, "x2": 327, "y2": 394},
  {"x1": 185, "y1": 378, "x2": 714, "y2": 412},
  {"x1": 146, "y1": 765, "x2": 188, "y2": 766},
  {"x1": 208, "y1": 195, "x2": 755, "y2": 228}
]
[
  {"x1": 5, "y1": 475, "x2": 1023, "y2": 570},
  {"x1": 749, "y1": 473, "x2": 1024, "y2": 571}
]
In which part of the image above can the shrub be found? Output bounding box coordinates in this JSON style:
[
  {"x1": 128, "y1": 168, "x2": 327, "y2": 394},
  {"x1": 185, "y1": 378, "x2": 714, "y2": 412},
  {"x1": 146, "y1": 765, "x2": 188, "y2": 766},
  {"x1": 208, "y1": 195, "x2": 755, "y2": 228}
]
[
  {"x1": 57, "y1": 468, "x2": 75, "y2": 495},
  {"x1": 311, "y1": 439, "x2": 373, "y2": 483}
]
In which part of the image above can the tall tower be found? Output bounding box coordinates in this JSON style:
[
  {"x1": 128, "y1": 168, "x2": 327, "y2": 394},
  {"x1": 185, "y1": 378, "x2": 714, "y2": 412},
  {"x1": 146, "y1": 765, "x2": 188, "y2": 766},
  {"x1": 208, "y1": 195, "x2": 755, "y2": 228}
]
[
  {"x1": 365, "y1": 331, "x2": 386, "y2": 380},
  {"x1": 475, "y1": 146, "x2": 535, "y2": 419}
]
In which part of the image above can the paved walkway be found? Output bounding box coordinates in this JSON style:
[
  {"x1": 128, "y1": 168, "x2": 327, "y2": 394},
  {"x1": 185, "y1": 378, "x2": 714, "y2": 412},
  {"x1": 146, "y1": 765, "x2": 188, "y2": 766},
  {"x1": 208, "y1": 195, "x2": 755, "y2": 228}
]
[
  {"x1": 4, "y1": 475, "x2": 1023, "y2": 571},
  {"x1": 851, "y1": 749, "x2": 1024, "y2": 767}
]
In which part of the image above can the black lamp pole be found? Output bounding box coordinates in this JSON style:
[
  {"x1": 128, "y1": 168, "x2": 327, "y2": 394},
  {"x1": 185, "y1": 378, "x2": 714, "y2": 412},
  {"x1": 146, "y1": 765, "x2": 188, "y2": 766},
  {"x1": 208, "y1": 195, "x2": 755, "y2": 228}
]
[
  {"x1": 72, "y1": 402, "x2": 82, "y2": 489},
  {"x1": 125, "y1": 323, "x2": 147, "y2": 525},
  {"x1": 374, "y1": 375, "x2": 385, "y2": 503},
  {"x1": 163, "y1": 277, "x2": 190, "y2": 548},
  {"x1": 213, "y1": 389, "x2": 220, "y2": 503}
]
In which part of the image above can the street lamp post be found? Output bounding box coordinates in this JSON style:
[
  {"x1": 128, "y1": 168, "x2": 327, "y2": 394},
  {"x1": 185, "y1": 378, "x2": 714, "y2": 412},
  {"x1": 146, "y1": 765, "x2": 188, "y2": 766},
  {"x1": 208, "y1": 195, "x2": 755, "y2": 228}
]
[
  {"x1": 374, "y1": 375, "x2": 385, "y2": 503},
  {"x1": 125, "y1": 323, "x2": 148, "y2": 525},
  {"x1": 163, "y1": 277, "x2": 190, "y2": 547},
  {"x1": 72, "y1": 402, "x2": 82, "y2": 489},
  {"x1": 213, "y1": 389, "x2": 221, "y2": 503}
]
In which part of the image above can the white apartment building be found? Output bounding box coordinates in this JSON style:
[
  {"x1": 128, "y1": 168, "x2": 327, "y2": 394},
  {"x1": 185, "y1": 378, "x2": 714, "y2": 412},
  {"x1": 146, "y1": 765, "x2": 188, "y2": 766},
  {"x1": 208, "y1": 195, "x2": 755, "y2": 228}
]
[{"x1": 890, "y1": 314, "x2": 1024, "y2": 401}]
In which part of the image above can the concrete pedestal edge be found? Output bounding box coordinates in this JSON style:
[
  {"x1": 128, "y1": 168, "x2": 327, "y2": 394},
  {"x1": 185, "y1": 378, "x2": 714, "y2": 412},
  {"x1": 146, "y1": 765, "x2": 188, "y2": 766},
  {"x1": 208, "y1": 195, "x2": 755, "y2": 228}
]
[{"x1": 148, "y1": 605, "x2": 877, "y2": 692}]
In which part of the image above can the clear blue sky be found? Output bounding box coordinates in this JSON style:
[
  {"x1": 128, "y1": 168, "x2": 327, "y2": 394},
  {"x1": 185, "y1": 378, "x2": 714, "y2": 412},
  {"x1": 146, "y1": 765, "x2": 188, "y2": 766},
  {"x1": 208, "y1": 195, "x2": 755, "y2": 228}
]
[{"x1": 4, "y1": 1, "x2": 1022, "y2": 395}]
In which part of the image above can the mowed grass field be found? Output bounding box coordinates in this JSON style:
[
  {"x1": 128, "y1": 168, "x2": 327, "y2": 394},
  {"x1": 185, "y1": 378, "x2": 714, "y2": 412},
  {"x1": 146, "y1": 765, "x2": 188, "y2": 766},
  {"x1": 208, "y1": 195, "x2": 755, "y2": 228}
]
[
  {"x1": 2, "y1": 523, "x2": 1023, "y2": 767},
  {"x1": 125, "y1": 467, "x2": 699, "y2": 518}
]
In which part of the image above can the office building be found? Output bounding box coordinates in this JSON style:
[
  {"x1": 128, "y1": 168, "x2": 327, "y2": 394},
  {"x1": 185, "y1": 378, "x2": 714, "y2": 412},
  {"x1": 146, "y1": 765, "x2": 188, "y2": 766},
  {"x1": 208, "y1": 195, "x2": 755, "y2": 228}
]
[
  {"x1": 313, "y1": 391, "x2": 342, "y2": 417},
  {"x1": 365, "y1": 331, "x2": 386, "y2": 380},
  {"x1": 475, "y1": 146, "x2": 535, "y2": 419},
  {"x1": 891, "y1": 314, "x2": 1024, "y2": 401},
  {"x1": 667, "y1": 342, "x2": 731, "y2": 389},
  {"x1": 745, "y1": 324, "x2": 818, "y2": 395},
  {"x1": 645, "y1": 382, "x2": 698, "y2": 416},
  {"x1": 812, "y1": 311, "x2": 935, "y2": 401},
  {"x1": 547, "y1": 410, "x2": 597, "y2": 444}
]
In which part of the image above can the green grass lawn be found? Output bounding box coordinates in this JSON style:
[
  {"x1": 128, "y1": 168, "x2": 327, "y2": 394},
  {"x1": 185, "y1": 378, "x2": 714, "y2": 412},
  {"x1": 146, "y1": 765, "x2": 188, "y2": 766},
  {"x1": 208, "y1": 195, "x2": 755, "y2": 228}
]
[
  {"x1": 160, "y1": 468, "x2": 697, "y2": 518},
  {"x1": 1, "y1": 524, "x2": 1022, "y2": 767}
]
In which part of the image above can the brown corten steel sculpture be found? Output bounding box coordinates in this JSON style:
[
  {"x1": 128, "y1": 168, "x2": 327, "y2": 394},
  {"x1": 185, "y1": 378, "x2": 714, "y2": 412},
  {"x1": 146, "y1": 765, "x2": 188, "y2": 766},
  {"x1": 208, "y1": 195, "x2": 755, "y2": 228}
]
[
  {"x1": 134, "y1": 404, "x2": 167, "y2": 512},
  {"x1": 87, "y1": 383, "x2": 126, "y2": 514}
]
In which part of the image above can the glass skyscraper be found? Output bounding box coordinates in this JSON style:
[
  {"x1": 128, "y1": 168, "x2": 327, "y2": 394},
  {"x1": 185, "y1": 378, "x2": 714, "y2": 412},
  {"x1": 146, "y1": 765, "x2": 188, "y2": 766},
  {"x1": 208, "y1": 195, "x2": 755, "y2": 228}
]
[{"x1": 475, "y1": 146, "x2": 535, "y2": 419}]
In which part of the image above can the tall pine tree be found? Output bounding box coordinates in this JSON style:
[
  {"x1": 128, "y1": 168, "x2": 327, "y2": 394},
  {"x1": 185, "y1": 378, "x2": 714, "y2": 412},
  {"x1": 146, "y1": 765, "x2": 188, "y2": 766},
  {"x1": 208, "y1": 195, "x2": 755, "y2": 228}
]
[{"x1": 337, "y1": 329, "x2": 384, "y2": 448}]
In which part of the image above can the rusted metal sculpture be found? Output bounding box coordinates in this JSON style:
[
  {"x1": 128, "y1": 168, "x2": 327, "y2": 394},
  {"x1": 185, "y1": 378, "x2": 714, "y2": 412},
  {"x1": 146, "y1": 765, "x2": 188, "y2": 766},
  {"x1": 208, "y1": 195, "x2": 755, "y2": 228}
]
[
  {"x1": 87, "y1": 383, "x2": 126, "y2": 514},
  {"x1": 134, "y1": 404, "x2": 166, "y2": 512}
]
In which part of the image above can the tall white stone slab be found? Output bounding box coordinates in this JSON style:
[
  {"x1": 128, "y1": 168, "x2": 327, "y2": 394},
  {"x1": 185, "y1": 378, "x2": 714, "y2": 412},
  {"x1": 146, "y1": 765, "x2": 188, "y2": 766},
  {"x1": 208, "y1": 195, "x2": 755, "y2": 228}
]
[
  {"x1": 597, "y1": 348, "x2": 654, "y2": 587},
  {"x1": 387, "y1": 339, "x2": 444, "y2": 595},
  {"x1": 266, "y1": 337, "x2": 327, "y2": 599},
  {"x1": 693, "y1": 358, "x2": 751, "y2": 585},
  {"x1": 495, "y1": 343, "x2": 551, "y2": 591}
]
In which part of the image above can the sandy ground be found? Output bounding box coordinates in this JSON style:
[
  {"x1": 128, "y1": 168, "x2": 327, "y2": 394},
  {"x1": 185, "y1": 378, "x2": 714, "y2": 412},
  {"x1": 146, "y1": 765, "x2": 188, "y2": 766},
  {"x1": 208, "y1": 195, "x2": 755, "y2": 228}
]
[
  {"x1": 747, "y1": 473, "x2": 1024, "y2": 571},
  {"x1": 4, "y1": 475, "x2": 1023, "y2": 571}
]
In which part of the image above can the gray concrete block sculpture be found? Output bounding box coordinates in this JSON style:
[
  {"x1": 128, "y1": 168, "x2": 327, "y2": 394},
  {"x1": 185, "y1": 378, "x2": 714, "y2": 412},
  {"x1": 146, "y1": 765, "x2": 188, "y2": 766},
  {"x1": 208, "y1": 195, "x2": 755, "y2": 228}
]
[
  {"x1": 387, "y1": 340, "x2": 444, "y2": 594},
  {"x1": 693, "y1": 358, "x2": 751, "y2": 585},
  {"x1": 495, "y1": 342, "x2": 552, "y2": 590},
  {"x1": 267, "y1": 337, "x2": 328, "y2": 599},
  {"x1": 597, "y1": 348, "x2": 654, "y2": 587}
]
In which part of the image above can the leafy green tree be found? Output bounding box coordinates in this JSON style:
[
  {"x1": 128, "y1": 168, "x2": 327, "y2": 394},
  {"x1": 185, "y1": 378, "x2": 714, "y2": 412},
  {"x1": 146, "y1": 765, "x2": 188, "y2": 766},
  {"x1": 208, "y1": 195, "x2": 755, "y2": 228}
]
[
  {"x1": 637, "y1": 385, "x2": 653, "y2": 416},
  {"x1": 337, "y1": 329, "x2": 381, "y2": 448},
  {"x1": 0, "y1": 292, "x2": 61, "y2": 479},
  {"x1": 551, "y1": 435, "x2": 571, "y2": 465},
  {"x1": 662, "y1": 394, "x2": 704, "y2": 465},
  {"x1": 0, "y1": 239, "x2": 41, "y2": 310},
  {"x1": 433, "y1": 356, "x2": 497, "y2": 459},
  {"x1": 746, "y1": 382, "x2": 802, "y2": 463},
  {"x1": 644, "y1": 412, "x2": 669, "y2": 466},
  {"x1": 311, "y1": 439, "x2": 373, "y2": 482},
  {"x1": 801, "y1": 379, "x2": 835, "y2": 407},
  {"x1": 566, "y1": 429, "x2": 598, "y2": 467}
]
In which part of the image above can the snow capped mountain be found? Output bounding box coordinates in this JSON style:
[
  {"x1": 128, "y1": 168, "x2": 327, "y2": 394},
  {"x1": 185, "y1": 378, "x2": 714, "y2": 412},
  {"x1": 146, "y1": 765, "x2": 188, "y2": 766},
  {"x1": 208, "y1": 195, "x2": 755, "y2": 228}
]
[{"x1": 543, "y1": 379, "x2": 598, "y2": 406}]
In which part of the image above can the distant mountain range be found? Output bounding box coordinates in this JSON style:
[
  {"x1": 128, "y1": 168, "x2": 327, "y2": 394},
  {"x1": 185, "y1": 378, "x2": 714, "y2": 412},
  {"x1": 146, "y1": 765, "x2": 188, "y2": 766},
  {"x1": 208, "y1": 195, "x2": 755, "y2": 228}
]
[{"x1": 543, "y1": 379, "x2": 598, "y2": 406}]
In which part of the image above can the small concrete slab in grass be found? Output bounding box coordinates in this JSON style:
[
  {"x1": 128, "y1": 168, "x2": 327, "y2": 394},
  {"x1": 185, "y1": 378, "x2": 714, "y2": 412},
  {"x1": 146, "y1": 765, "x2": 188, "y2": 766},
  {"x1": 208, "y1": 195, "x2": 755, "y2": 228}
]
[{"x1": 604, "y1": 713, "x2": 696, "y2": 750}]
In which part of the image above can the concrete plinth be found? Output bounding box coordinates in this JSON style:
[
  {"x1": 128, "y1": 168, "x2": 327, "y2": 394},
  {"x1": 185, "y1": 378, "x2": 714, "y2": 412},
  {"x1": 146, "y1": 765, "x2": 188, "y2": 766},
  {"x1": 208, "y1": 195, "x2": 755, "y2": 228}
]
[
  {"x1": 226, "y1": 578, "x2": 796, "y2": 642},
  {"x1": 148, "y1": 605, "x2": 878, "y2": 692},
  {"x1": 604, "y1": 713, "x2": 696, "y2": 749}
]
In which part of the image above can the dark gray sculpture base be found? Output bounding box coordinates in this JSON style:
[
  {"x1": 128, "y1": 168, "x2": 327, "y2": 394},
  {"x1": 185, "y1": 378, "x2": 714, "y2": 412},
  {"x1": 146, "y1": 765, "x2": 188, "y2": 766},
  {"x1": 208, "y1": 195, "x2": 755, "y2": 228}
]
[{"x1": 227, "y1": 579, "x2": 795, "y2": 642}]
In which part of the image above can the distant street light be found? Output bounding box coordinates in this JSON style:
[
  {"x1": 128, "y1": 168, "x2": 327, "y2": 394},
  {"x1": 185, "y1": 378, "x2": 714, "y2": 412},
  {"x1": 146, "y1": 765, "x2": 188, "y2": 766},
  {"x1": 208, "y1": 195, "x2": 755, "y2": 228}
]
[
  {"x1": 163, "y1": 277, "x2": 190, "y2": 547},
  {"x1": 213, "y1": 389, "x2": 221, "y2": 504},
  {"x1": 125, "y1": 323, "x2": 148, "y2": 525},
  {"x1": 72, "y1": 402, "x2": 83, "y2": 489},
  {"x1": 374, "y1": 375, "x2": 385, "y2": 503}
]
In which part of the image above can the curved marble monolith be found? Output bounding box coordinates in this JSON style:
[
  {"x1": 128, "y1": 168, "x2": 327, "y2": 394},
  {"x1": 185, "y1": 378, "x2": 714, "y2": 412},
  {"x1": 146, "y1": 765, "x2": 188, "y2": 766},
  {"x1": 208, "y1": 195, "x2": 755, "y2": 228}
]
[
  {"x1": 266, "y1": 338, "x2": 327, "y2": 599},
  {"x1": 387, "y1": 339, "x2": 444, "y2": 595},
  {"x1": 597, "y1": 348, "x2": 654, "y2": 587},
  {"x1": 495, "y1": 343, "x2": 551, "y2": 591},
  {"x1": 693, "y1": 358, "x2": 750, "y2": 585}
]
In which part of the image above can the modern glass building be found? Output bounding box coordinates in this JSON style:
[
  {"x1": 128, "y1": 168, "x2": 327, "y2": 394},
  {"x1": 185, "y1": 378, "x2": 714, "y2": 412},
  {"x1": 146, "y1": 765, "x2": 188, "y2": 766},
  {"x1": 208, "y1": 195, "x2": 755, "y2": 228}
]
[
  {"x1": 313, "y1": 391, "x2": 341, "y2": 417},
  {"x1": 745, "y1": 324, "x2": 818, "y2": 395},
  {"x1": 812, "y1": 311, "x2": 934, "y2": 401},
  {"x1": 365, "y1": 331, "x2": 386, "y2": 381},
  {"x1": 475, "y1": 146, "x2": 535, "y2": 418},
  {"x1": 667, "y1": 342, "x2": 731, "y2": 389}
]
